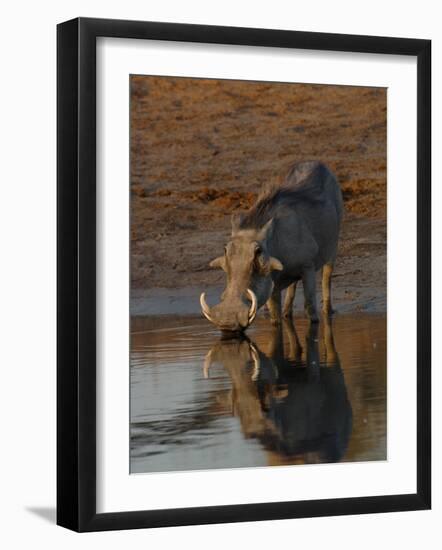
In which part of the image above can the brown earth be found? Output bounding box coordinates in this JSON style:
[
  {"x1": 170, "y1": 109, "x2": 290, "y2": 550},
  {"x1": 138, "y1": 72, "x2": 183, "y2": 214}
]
[{"x1": 130, "y1": 76, "x2": 386, "y2": 310}]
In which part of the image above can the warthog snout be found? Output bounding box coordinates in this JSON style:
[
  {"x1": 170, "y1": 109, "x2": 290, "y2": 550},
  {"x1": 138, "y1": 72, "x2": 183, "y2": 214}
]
[{"x1": 200, "y1": 289, "x2": 257, "y2": 332}]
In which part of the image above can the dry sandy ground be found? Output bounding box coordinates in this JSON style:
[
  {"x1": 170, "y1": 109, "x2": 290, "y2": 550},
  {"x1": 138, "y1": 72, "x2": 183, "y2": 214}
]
[{"x1": 130, "y1": 76, "x2": 386, "y2": 313}]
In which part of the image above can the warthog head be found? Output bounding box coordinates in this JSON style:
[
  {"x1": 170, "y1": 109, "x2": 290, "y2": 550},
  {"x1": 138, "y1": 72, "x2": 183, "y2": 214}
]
[{"x1": 200, "y1": 216, "x2": 283, "y2": 333}]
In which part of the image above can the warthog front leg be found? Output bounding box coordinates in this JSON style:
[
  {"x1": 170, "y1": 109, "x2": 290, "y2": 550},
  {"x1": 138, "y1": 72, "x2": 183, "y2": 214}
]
[
  {"x1": 282, "y1": 282, "x2": 297, "y2": 319},
  {"x1": 266, "y1": 288, "x2": 282, "y2": 325},
  {"x1": 302, "y1": 267, "x2": 319, "y2": 323},
  {"x1": 322, "y1": 262, "x2": 335, "y2": 315}
]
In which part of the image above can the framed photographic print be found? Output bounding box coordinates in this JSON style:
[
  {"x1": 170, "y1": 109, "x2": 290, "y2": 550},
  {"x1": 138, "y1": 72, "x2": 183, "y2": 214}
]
[{"x1": 57, "y1": 17, "x2": 431, "y2": 532}]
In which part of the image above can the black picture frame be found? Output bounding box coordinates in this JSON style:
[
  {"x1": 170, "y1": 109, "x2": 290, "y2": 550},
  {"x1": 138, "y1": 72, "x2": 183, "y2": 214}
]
[{"x1": 57, "y1": 17, "x2": 431, "y2": 532}]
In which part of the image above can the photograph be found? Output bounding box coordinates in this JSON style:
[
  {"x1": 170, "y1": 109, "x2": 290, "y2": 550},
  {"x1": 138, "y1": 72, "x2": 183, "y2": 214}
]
[
  {"x1": 0, "y1": 0, "x2": 435, "y2": 541},
  {"x1": 129, "y1": 75, "x2": 387, "y2": 474}
]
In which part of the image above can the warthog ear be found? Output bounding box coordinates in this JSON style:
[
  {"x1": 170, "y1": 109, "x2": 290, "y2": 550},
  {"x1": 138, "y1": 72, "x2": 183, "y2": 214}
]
[
  {"x1": 209, "y1": 256, "x2": 227, "y2": 271},
  {"x1": 231, "y1": 213, "x2": 244, "y2": 235},
  {"x1": 268, "y1": 257, "x2": 283, "y2": 271},
  {"x1": 256, "y1": 255, "x2": 283, "y2": 275}
]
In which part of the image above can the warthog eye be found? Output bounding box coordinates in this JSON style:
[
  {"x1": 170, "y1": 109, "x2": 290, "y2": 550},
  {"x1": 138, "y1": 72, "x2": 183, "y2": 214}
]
[{"x1": 255, "y1": 246, "x2": 262, "y2": 255}]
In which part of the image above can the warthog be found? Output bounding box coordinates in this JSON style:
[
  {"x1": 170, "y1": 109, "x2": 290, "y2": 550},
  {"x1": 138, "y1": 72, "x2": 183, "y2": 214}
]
[{"x1": 200, "y1": 160, "x2": 343, "y2": 332}]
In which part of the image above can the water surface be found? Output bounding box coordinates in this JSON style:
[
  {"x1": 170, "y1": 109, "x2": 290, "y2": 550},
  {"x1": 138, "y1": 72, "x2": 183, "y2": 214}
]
[{"x1": 130, "y1": 314, "x2": 386, "y2": 474}]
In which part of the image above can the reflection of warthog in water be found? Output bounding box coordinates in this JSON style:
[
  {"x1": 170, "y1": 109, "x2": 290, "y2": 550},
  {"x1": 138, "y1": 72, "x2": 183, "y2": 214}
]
[
  {"x1": 204, "y1": 316, "x2": 352, "y2": 464},
  {"x1": 200, "y1": 161, "x2": 343, "y2": 333}
]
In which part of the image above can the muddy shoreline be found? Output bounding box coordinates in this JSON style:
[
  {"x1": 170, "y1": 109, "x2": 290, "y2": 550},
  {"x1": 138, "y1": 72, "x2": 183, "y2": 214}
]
[
  {"x1": 131, "y1": 212, "x2": 386, "y2": 316},
  {"x1": 130, "y1": 196, "x2": 387, "y2": 315},
  {"x1": 131, "y1": 282, "x2": 385, "y2": 318}
]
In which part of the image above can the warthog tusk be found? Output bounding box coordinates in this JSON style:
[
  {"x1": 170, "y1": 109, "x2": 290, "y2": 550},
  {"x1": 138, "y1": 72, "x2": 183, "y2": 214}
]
[
  {"x1": 246, "y1": 288, "x2": 257, "y2": 325},
  {"x1": 200, "y1": 292, "x2": 214, "y2": 323}
]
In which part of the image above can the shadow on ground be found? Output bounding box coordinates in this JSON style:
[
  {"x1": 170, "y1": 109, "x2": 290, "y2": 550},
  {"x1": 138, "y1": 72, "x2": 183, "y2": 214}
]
[{"x1": 26, "y1": 506, "x2": 56, "y2": 524}]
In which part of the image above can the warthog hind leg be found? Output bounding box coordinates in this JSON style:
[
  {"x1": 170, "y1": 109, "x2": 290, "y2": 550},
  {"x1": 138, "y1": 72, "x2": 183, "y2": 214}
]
[{"x1": 322, "y1": 262, "x2": 335, "y2": 315}]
